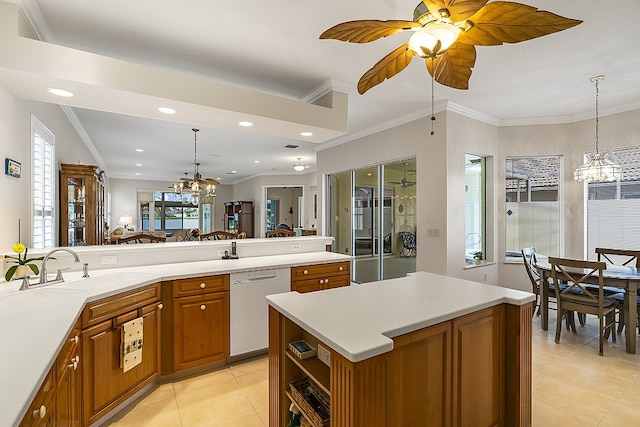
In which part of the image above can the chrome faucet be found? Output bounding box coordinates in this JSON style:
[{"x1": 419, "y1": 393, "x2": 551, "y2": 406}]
[{"x1": 39, "y1": 248, "x2": 81, "y2": 284}]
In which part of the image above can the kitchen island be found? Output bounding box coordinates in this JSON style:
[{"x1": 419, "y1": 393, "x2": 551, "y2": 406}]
[
  {"x1": 267, "y1": 271, "x2": 535, "y2": 427},
  {"x1": 0, "y1": 237, "x2": 351, "y2": 427}
]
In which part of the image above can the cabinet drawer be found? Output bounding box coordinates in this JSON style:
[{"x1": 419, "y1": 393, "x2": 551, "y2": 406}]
[
  {"x1": 19, "y1": 370, "x2": 55, "y2": 427},
  {"x1": 173, "y1": 274, "x2": 229, "y2": 297},
  {"x1": 81, "y1": 283, "x2": 160, "y2": 327},
  {"x1": 291, "y1": 262, "x2": 350, "y2": 281},
  {"x1": 292, "y1": 273, "x2": 350, "y2": 293}
]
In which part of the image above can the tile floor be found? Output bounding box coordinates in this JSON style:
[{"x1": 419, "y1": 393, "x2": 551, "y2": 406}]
[{"x1": 104, "y1": 316, "x2": 640, "y2": 426}]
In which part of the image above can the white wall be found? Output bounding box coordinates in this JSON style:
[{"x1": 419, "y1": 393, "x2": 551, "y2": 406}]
[
  {"x1": 316, "y1": 112, "x2": 448, "y2": 275},
  {"x1": 497, "y1": 108, "x2": 640, "y2": 292},
  {"x1": 0, "y1": 83, "x2": 96, "y2": 251}
]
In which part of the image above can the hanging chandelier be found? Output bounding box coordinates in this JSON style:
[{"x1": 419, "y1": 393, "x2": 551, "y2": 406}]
[
  {"x1": 173, "y1": 128, "x2": 219, "y2": 205},
  {"x1": 293, "y1": 157, "x2": 306, "y2": 172},
  {"x1": 574, "y1": 75, "x2": 622, "y2": 183}
]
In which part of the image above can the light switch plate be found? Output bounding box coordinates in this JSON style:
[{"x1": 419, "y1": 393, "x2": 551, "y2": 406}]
[{"x1": 317, "y1": 343, "x2": 330, "y2": 367}]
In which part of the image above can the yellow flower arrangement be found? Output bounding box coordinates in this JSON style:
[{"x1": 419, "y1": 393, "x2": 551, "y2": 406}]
[{"x1": 4, "y1": 242, "x2": 45, "y2": 281}]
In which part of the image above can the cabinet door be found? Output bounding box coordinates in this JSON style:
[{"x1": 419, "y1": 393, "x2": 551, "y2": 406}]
[
  {"x1": 81, "y1": 304, "x2": 161, "y2": 426},
  {"x1": 19, "y1": 370, "x2": 55, "y2": 427},
  {"x1": 56, "y1": 336, "x2": 81, "y2": 427},
  {"x1": 173, "y1": 292, "x2": 229, "y2": 371},
  {"x1": 452, "y1": 305, "x2": 505, "y2": 427},
  {"x1": 291, "y1": 279, "x2": 323, "y2": 293},
  {"x1": 386, "y1": 322, "x2": 451, "y2": 426}
]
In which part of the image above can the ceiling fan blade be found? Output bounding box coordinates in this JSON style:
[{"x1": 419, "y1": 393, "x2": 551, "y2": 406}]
[
  {"x1": 426, "y1": 42, "x2": 476, "y2": 89},
  {"x1": 460, "y1": 2, "x2": 582, "y2": 46},
  {"x1": 202, "y1": 178, "x2": 220, "y2": 185},
  {"x1": 422, "y1": 0, "x2": 488, "y2": 22},
  {"x1": 358, "y1": 43, "x2": 414, "y2": 94},
  {"x1": 320, "y1": 20, "x2": 421, "y2": 43}
]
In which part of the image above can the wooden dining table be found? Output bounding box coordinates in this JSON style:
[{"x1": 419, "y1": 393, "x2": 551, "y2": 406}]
[{"x1": 535, "y1": 261, "x2": 639, "y2": 354}]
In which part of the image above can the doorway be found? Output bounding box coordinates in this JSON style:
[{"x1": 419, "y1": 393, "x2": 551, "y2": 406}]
[{"x1": 264, "y1": 186, "x2": 303, "y2": 235}]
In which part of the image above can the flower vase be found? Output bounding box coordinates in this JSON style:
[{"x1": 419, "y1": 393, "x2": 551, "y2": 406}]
[{"x1": 14, "y1": 265, "x2": 31, "y2": 279}]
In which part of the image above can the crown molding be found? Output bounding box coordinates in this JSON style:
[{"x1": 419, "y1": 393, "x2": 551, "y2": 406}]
[
  {"x1": 301, "y1": 78, "x2": 352, "y2": 104},
  {"x1": 17, "y1": 0, "x2": 52, "y2": 41},
  {"x1": 59, "y1": 105, "x2": 110, "y2": 175}
]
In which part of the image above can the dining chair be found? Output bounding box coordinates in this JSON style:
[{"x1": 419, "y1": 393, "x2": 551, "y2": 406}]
[
  {"x1": 266, "y1": 229, "x2": 296, "y2": 237},
  {"x1": 595, "y1": 247, "x2": 640, "y2": 334},
  {"x1": 521, "y1": 248, "x2": 578, "y2": 328},
  {"x1": 199, "y1": 230, "x2": 236, "y2": 240},
  {"x1": 549, "y1": 257, "x2": 618, "y2": 356},
  {"x1": 236, "y1": 232, "x2": 247, "y2": 239}
]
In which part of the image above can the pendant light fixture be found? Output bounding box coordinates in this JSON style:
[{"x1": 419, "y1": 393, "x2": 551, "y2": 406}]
[
  {"x1": 293, "y1": 157, "x2": 306, "y2": 172},
  {"x1": 574, "y1": 75, "x2": 621, "y2": 183},
  {"x1": 172, "y1": 128, "x2": 219, "y2": 205}
]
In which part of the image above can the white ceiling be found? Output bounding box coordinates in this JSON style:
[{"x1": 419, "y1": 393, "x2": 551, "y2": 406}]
[{"x1": 6, "y1": 0, "x2": 640, "y2": 184}]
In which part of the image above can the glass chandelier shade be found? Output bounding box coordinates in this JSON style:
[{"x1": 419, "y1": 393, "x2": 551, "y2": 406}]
[
  {"x1": 293, "y1": 157, "x2": 305, "y2": 172},
  {"x1": 409, "y1": 22, "x2": 461, "y2": 58},
  {"x1": 574, "y1": 75, "x2": 622, "y2": 183},
  {"x1": 173, "y1": 129, "x2": 217, "y2": 205}
]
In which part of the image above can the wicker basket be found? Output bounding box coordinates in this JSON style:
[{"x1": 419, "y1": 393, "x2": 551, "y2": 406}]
[{"x1": 289, "y1": 377, "x2": 330, "y2": 427}]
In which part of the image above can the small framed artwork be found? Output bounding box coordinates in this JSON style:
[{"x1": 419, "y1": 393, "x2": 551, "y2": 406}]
[{"x1": 5, "y1": 158, "x2": 21, "y2": 178}]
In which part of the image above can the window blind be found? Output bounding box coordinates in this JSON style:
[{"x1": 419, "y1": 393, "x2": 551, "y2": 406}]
[{"x1": 32, "y1": 118, "x2": 55, "y2": 249}]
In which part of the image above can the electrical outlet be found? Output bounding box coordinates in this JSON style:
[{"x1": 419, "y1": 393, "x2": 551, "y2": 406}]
[
  {"x1": 317, "y1": 343, "x2": 330, "y2": 367},
  {"x1": 218, "y1": 249, "x2": 226, "y2": 257},
  {"x1": 291, "y1": 244, "x2": 301, "y2": 252},
  {"x1": 100, "y1": 255, "x2": 118, "y2": 265}
]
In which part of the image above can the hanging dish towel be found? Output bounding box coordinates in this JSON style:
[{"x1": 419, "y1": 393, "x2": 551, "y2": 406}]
[{"x1": 122, "y1": 317, "x2": 144, "y2": 373}]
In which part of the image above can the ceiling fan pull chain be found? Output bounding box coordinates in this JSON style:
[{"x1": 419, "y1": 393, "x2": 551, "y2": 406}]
[{"x1": 430, "y1": 63, "x2": 435, "y2": 136}]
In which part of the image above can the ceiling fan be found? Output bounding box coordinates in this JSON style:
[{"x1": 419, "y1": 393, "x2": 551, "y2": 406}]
[
  {"x1": 320, "y1": 1, "x2": 582, "y2": 94},
  {"x1": 171, "y1": 128, "x2": 219, "y2": 205},
  {"x1": 390, "y1": 163, "x2": 416, "y2": 188}
]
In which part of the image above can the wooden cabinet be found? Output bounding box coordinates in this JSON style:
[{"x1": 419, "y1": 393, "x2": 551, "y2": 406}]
[
  {"x1": 80, "y1": 283, "x2": 161, "y2": 426},
  {"x1": 20, "y1": 323, "x2": 81, "y2": 427},
  {"x1": 291, "y1": 261, "x2": 350, "y2": 293},
  {"x1": 60, "y1": 164, "x2": 106, "y2": 246},
  {"x1": 270, "y1": 304, "x2": 517, "y2": 427},
  {"x1": 224, "y1": 201, "x2": 253, "y2": 237},
  {"x1": 166, "y1": 275, "x2": 230, "y2": 372}
]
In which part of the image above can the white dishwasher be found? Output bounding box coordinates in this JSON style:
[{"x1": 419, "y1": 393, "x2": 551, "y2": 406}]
[{"x1": 229, "y1": 268, "x2": 291, "y2": 356}]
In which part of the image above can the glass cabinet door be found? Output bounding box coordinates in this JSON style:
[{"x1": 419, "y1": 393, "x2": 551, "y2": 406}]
[{"x1": 67, "y1": 177, "x2": 86, "y2": 246}]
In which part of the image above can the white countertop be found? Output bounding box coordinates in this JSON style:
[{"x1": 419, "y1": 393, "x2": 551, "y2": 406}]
[
  {"x1": 267, "y1": 271, "x2": 535, "y2": 363},
  {"x1": 0, "y1": 251, "x2": 350, "y2": 427}
]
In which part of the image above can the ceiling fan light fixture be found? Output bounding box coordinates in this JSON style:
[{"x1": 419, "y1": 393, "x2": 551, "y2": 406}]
[
  {"x1": 574, "y1": 75, "x2": 622, "y2": 183},
  {"x1": 408, "y1": 22, "x2": 460, "y2": 58}
]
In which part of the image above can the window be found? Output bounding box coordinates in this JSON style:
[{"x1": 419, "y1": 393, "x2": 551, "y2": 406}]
[
  {"x1": 586, "y1": 146, "x2": 640, "y2": 258},
  {"x1": 505, "y1": 156, "x2": 561, "y2": 260},
  {"x1": 465, "y1": 154, "x2": 486, "y2": 263},
  {"x1": 145, "y1": 192, "x2": 200, "y2": 230},
  {"x1": 32, "y1": 116, "x2": 55, "y2": 249}
]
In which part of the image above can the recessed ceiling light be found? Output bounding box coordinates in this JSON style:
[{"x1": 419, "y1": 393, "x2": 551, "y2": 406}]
[
  {"x1": 47, "y1": 88, "x2": 73, "y2": 97},
  {"x1": 158, "y1": 107, "x2": 176, "y2": 114},
  {"x1": 136, "y1": 163, "x2": 142, "y2": 167},
  {"x1": 229, "y1": 171, "x2": 237, "y2": 174},
  {"x1": 135, "y1": 172, "x2": 141, "y2": 176},
  {"x1": 300, "y1": 131, "x2": 313, "y2": 137},
  {"x1": 254, "y1": 160, "x2": 260, "y2": 164},
  {"x1": 136, "y1": 148, "x2": 144, "y2": 152},
  {"x1": 239, "y1": 121, "x2": 253, "y2": 127}
]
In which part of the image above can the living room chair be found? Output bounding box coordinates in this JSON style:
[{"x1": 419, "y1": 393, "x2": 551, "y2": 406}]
[
  {"x1": 398, "y1": 231, "x2": 416, "y2": 258},
  {"x1": 549, "y1": 257, "x2": 618, "y2": 356}
]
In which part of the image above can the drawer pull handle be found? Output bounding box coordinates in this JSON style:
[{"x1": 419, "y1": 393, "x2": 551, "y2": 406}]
[
  {"x1": 319, "y1": 279, "x2": 324, "y2": 285},
  {"x1": 200, "y1": 283, "x2": 206, "y2": 289},
  {"x1": 339, "y1": 266, "x2": 343, "y2": 271},
  {"x1": 33, "y1": 405, "x2": 46, "y2": 419},
  {"x1": 68, "y1": 356, "x2": 79, "y2": 370},
  {"x1": 325, "y1": 278, "x2": 329, "y2": 283},
  {"x1": 70, "y1": 335, "x2": 79, "y2": 344},
  {"x1": 158, "y1": 303, "x2": 164, "y2": 310},
  {"x1": 303, "y1": 270, "x2": 308, "y2": 275},
  {"x1": 201, "y1": 305, "x2": 206, "y2": 311}
]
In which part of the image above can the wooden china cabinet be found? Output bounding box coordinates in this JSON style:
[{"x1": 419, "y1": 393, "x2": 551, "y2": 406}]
[{"x1": 60, "y1": 164, "x2": 106, "y2": 246}]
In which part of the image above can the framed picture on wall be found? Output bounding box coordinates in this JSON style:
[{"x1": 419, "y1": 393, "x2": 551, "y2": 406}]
[{"x1": 5, "y1": 158, "x2": 21, "y2": 178}]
